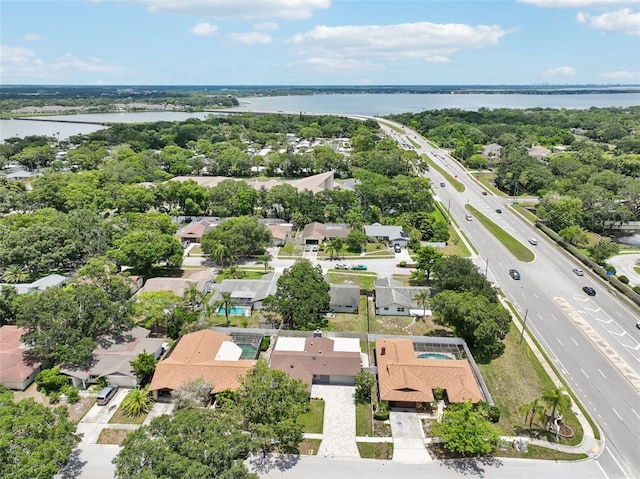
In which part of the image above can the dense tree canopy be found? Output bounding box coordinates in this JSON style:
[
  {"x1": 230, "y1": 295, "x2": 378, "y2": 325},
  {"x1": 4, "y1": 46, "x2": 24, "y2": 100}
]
[
  {"x1": 201, "y1": 216, "x2": 272, "y2": 258},
  {"x1": 263, "y1": 259, "x2": 330, "y2": 330},
  {"x1": 432, "y1": 401, "x2": 499, "y2": 456},
  {"x1": 113, "y1": 408, "x2": 256, "y2": 479},
  {"x1": 16, "y1": 283, "x2": 133, "y2": 365},
  {"x1": 0, "y1": 388, "x2": 80, "y2": 479}
]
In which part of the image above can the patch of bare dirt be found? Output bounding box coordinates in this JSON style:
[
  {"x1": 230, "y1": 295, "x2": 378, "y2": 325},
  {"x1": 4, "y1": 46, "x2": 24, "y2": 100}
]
[
  {"x1": 97, "y1": 428, "x2": 131, "y2": 445},
  {"x1": 12, "y1": 382, "x2": 94, "y2": 422}
]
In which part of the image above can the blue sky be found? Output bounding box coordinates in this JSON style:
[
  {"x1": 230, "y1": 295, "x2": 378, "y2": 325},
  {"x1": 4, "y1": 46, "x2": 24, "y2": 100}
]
[{"x1": 1, "y1": 0, "x2": 639, "y2": 85}]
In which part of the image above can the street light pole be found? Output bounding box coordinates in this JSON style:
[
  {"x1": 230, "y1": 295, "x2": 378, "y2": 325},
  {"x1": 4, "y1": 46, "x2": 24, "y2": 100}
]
[
  {"x1": 485, "y1": 257, "x2": 489, "y2": 278},
  {"x1": 446, "y1": 199, "x2": 451, "y2": 224},
  {"x1": 519, "y1": 309, "x2": 529, "y2": 344}
]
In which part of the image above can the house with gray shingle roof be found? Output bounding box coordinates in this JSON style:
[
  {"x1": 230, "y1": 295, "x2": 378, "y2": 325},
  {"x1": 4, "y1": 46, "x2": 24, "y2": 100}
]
[
  {"x1": 375, "y1": 277, "x2": 430, "y2": 316},
  {"x1": 208, "y1": 273, "x2": 278, "y2": 315},
  {"x1": 329, "y1": 284, "x2": 360, "y2": 313},
  {"x1": 364, "y1": 223, "x2": 409, "y2": 247}
]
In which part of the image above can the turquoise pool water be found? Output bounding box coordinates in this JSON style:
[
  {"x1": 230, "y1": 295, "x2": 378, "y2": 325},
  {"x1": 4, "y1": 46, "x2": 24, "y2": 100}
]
[
  {"x1": 418, "y1": 353, "x2": 452, "y2": 360},
  {"x1": 218, "y1": 306, "x2": 247, "y2": 316},
  {"x1": 237, "y1": 343, "x2": 259, "y2": 359}
]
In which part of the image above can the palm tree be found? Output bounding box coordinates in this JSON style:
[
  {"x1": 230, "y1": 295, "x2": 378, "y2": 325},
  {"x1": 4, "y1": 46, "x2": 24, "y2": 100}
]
[
  {"x1": 257, "y1": 253, "x2": 272, "y2": 273},
  {"x1": 208, "y1": 242, "x2": 227, "y2": 266},
  {"x1": 413, "y1": 290, "x2": 431, "y2": 318},
  {"x1": 2, "y1": 265, "x2": 30, "y2": 284},
  {"x1": 542, "y1": 386, "x2": 571, "y2": 436},
  {"x1": 121, "y1": 387, "x2": 153, "y2": 418},
  {"x1": 223, "y1": 265, "x2": 246, "y2": 280},
  {"x1": 215, "y1": 291, "x2": 238, "y2": 327},
  {"x1": 182, "y1": 282, "x2": 203, "y2": 311},
  {"x1": 519, "y1": 398, "x2": 545, "y2": 430},
  {"x1": 325, "y1": 243, "x2": 338, "y2": 261}
]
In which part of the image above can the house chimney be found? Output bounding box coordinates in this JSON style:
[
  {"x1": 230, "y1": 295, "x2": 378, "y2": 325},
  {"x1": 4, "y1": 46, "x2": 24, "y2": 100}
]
[{"x1": 381, "y1": 346, "x2": 386, "y2": 356}]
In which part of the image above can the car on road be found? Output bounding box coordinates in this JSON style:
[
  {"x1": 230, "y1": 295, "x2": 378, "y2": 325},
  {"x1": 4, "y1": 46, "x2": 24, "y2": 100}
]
[
  {"x1": 481, "y1": 191, "x2": 488, "y2": 195},
  {"x1": 573, "y1": 268, "x2": 585, "y2": 276},
  {"x1": 509, "y1": 269, "x2": 521, "y2": 280},
  {"x1": 465, "y1": 214, "x2": 473, "y2": 221},
  {"x1": 495, "y1": 208, "x2": 502, "y2": 214},
  {"x1": 394, "y1": 244, "x2": 401, "y2": 253},
  {"x1": 583, "y1": 286, "x2": 596, "y2": 296},
  {"x1": 304, "y1": 245, "x2": 311, "y2": 252},
  {"x1": 528, "y1": 238, "x2": 538, "y2": 245},
  {"x1": 351, "y1": 264, "x2": 368, "y2": 271},
  {"x1": 440, "y1": 182, "x2": 445, "y2": 187},
  {"x1": 335, "y1": 263, "x2": 348, "y2": 270},
  {"x1": 96, "y1": 385, "x2": 118, "y2": 406}
]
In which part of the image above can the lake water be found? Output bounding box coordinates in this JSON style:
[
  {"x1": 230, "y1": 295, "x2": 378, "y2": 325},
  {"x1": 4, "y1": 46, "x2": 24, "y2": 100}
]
[{"x1": 2, "y1": 92, "x2": 639, "y2": 141}]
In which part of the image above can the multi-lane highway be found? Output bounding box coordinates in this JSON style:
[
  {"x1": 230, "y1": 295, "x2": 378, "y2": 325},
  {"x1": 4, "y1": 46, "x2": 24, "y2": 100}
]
[{"x1": 378, "y1": 119, "x2": 640, "y2": 479}]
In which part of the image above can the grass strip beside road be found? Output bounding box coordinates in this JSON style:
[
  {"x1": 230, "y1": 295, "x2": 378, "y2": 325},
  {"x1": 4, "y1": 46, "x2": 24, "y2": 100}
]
[
  {"x1": 422, "y1": 154, "x2": 465, "y2": 192},
  {"x1": 357, "y1": 442, "x2": 394, "y2": 460},
  {"x1": 466, "y1": 205, "x2": 534, "y2": 263}
]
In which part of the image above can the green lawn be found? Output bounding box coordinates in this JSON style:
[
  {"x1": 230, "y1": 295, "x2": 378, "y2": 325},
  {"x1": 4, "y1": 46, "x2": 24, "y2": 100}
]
[
  {"x1": 357, "y1": 442, "x2": 394, "y2": 460},
  {"x1": 441, "y1": 226, "x2": 471, "y2": 257},
  {"x1": 326, "y1": 271, "x2": 377, "y2": 291},
  {"x1": 478, "y1": 322, "x2": 584, "y2": 446},
  {"x1": 493, "y1": 444, "x2": 588, "y2": 461},
  {"x1": 356, "y1": 403, "x2": 391, "y2": 437},
  {"x1": 466, "y1": 205, "x2": 535, "y2": 262},
  {"x1": 214, "y1": 270, "x2": 265, "y2": 282},
  {"x1": 187, "y1": 244, "x2": 203, "y2": 255},
  {"x1": 298, "y1": 399, "x2": 325, "y2": 433},
  {"x1": 327, "y1": 296, "x2": 368, "y2": 333}
]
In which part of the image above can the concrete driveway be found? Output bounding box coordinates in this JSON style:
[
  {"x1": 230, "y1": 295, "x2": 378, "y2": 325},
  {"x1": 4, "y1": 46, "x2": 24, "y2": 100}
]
[
  {"x1": 76, "y1": 388, "x2": 128, "y2": 444},
  {"x1": 310, "y1": 384, "x2": 360, "y2": 458},
  {"x1": 55, "y1": 445, "x2": 119, "y2": 479},
  {"x1": 389, "y1": 411, "x2": 432, "y2": 463}
]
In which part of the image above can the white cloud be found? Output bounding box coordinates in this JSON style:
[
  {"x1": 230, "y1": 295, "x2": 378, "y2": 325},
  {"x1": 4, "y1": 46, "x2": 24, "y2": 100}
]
[
  {"x1": 132, "y1": 0, "x2": 330, "y2": 20},
  {"x1": 542, "y1": 66, "x2": 577, "y2": 76},
  {"x1": 576, "y1": 8, "x2": 640, "y2": 35},
  {"x1": 254, "y1": 21, "x2": 279, "y2": 31},
  {"x1": 425, "y1": 56, "x2": 451, "y2": 63},
  {"x1": 287, "y1": 22, "x2": 509, "y2": 61},
  {"x1": 0, "y1": 45, "x2": 126, "y2": 81},
  {"x1": 228, "y1": 32, "x2": 272, "y2": 45},
  {"x1": 599, "y1": 70, "x2": 640, "y2": 80},
  {"x1": 289, "y1": 57, "x2": 385, "y2": 72},
  {"x1": 519, "y1": 0, "x2": 639, "y2": 7},
  {"x1": 191, "y1": 22, "x2": 218, "y2": 36},
  {"x1": 23, "y1": 34, "x2": 44, "y2": 41}
]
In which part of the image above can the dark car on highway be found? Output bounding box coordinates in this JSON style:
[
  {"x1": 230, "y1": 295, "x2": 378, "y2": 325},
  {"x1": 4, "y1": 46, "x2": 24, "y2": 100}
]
[
  {"x1": 583, "y1": 286, "x2": 596, "y2": 296},
  {"x1": 495, "y1": 208, "x2": 502, "y2": 214},
  {"x1": 509, "y1": 269, "x2": 521, "y2": 280}
]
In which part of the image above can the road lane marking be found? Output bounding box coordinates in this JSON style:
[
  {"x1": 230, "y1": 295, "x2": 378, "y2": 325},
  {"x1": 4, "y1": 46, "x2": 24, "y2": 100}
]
[
  {"x1": 606, "y1": 446, "x2": 630, "y2": 478},
  {"x1": 594, "y1": 458, "x2": 611, "y2": 479},
  {"x1": 631, "y1": 409, "x2": 640, "y2": 420},
  {"x1": 611, "y1": 408, "x2": 622, "y2": 421},
  {"x1": 571, "y1": 338, "x2": 579, "y2": 346},
  {"x1": 581, "y1": 369, "x2": 589, "y2": 378},
  {"x1": 556, "y1": 338, "x2": 564, "y2": 346},
  {"x1": 616, "y1": 311, "x2": 622, "y2": 318},
  {"x1": 537, "y1": 313, "x2": 544, "y2": 321},
  {"x1": 550, "y1": 313, "x2": 557, "y2": 321},
  {"x1": 598, "y1": 369, "x2": 606, "y2": 378}
]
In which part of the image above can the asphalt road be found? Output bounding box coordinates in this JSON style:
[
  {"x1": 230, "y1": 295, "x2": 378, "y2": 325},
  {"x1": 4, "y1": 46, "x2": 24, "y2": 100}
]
[
  {"x1": 378, "y1": 120, "x2": 640, "y2": 479},
  {"x1": 249, "y1": 455, "x2": 605, "y2": 479}
]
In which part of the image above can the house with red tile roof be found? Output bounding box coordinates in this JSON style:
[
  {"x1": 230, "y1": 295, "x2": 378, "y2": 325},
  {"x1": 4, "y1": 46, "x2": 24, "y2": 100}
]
[
  {"x1": 375, "y1": 338, "x2": 485, "y2": 410},
  {"x1": 0, "y1": 325, "x2": 42, "y2": 390},
  {"x1": 149, "y1": 329, "x2": 257, "y2": 399}
]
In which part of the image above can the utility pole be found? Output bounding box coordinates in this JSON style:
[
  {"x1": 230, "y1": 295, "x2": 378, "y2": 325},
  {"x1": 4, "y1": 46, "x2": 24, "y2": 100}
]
[
  {"x1": 446, "y1": 199, "x2": 451, "y2": 224},
  {"x1": 485, "y1": 258, "x2": 489, "y2": 278},
  {"x1": 519, "y1": 309, "x2": 529, "y2": 344}
]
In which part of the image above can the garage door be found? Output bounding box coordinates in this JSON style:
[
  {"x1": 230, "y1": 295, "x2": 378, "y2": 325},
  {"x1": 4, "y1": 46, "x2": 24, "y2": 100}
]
[{"x1": 329, "y1": 375, "x2": 355, "y2": 386}]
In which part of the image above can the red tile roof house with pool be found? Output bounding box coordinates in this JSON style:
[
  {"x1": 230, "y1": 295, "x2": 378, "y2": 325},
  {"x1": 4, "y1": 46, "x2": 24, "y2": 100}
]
[{"x1": 375, "y1": 338, "x2": 485, "y2": 411}]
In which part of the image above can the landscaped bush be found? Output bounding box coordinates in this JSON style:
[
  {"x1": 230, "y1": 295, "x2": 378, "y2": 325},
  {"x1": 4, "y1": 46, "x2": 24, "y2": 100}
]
[
  {"x1": 49, "y1": 391, "x2": 61, "y2": 404},
  {"x1": 373, "y1": 401, "x2": 389, "y2": 420},
  {"x1": 63, "y1": 385, "x2": 80, "y2": 404},
  {"x1": 618, "y1": 275, "x2": 629, "y2": 284},
  {"x1": 605, "y1": 265, "x2": 616, "y2": 274},
  {"x1": 260, "y1": 336, "x2": 271, "y2": 352},
  {"x1": 36, "y1": 368, "x2": 67, "y2": 395},
  {"x1": 633, "y1": 286, "x2": 640, "y2": 294},
  {"x1": 399, "y1": 261, "x2": 407, "y2": 267}
]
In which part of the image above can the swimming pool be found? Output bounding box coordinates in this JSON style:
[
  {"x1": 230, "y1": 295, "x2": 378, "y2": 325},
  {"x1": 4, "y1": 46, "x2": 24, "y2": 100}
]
[
  {"x1": 418, "y1": 353, "x2": 453, "y2": 360},
  {"x1": 218, "y1": 306, "x2": 248, "y2": 316}
]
